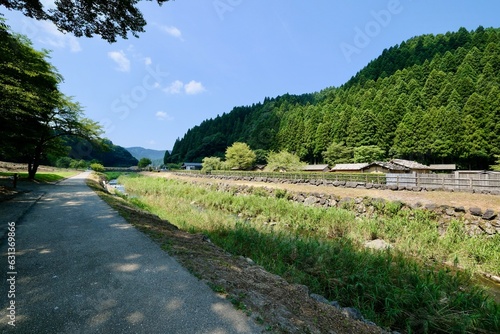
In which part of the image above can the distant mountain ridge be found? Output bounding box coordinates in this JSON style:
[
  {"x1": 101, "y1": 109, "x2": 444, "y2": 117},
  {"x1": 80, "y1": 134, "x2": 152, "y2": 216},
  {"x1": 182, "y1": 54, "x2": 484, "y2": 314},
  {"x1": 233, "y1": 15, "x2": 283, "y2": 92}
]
[
  {"x1": 65, "y1": 138, "x2": 138, "y2": 167},
  {"x1": 126, "y1": 147, "x2": 167, "y2": 163}
]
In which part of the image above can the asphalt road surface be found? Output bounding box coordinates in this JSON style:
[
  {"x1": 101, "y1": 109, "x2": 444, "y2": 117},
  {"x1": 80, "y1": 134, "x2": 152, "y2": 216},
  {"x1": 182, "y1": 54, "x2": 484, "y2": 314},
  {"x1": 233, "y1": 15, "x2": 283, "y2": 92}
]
[{"x1": 0, "y1": 172, "x2": 262, "y2": 333}]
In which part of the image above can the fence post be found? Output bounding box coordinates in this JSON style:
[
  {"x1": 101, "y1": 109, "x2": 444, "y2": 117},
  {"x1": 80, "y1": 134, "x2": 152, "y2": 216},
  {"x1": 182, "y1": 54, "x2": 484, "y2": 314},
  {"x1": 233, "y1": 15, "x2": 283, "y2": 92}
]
[{"x1": 469, "y1": 178, "x2": 473, "y2": 189}]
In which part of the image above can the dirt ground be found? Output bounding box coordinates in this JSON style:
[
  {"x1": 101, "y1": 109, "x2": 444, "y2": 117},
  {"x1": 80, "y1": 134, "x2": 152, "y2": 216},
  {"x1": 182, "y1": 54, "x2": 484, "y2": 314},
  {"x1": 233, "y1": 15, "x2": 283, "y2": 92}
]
[{"x1": 147, "y1": 172, "x2": 500, "y2": 213}]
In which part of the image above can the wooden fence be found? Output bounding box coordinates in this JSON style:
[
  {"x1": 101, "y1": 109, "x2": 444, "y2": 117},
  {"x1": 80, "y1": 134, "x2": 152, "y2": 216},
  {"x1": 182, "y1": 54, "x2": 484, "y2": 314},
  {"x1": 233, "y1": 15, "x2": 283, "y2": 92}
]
[
  {"x1": 181, "y1": 170, "x2": 500, "y2": 192},
  {"x1": 386, "y1": 172, "x2": 500, "y2": 191},
  {"x1": 208, "y1": 170, "x2": 387, "y2": 184}
]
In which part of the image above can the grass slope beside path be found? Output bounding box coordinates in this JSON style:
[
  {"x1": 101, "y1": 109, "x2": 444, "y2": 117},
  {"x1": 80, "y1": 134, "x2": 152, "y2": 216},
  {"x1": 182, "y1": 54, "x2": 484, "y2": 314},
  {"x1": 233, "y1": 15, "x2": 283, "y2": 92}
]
[
  {"x1": 97, "y1": 172, "x2": 500, "y2": 333},
  {"x1": 86, "y1": 172, "x2": 382, "y2": 334}
]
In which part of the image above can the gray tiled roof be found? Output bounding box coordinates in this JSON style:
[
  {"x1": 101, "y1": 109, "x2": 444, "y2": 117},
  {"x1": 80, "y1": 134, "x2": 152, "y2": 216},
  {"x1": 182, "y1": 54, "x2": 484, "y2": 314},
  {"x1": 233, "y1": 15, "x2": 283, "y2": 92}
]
[
  {"x1": 391, "y1": 159, "x2": 430, "y2": 169},
  {"x1": 302, "y1": 164, "x2": 330, "y2": 171},
  {"x1": 369, "y1": 161, "x2": 408, "y2": 171},
  {"x1": 331, "y1": 163, "x2": 369, "y2": 171}
]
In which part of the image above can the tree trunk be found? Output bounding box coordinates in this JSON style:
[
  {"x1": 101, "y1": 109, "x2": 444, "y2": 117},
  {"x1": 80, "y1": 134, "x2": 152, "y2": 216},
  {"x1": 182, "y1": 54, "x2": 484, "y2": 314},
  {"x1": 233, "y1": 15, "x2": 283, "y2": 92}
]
[
  {"x1": 28, "y1": 162, "x2": 33, "y2": 179},
  {"x1": 28, "y1": 144, "x2": 43, "y2": 180},
  {"x1": 28, "y1": 162, "x2": 39, "y2": 180}
]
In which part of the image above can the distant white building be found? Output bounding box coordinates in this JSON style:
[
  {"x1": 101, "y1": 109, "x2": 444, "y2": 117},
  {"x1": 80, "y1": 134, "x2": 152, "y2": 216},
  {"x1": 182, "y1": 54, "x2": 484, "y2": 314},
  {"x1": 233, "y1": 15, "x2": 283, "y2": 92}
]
[
  {"x1": 181, "y1": 162, "x2": 202, "y2": 171},
  {"x1": 429, "y1": 164, "x2": 457, "y2": 173}
]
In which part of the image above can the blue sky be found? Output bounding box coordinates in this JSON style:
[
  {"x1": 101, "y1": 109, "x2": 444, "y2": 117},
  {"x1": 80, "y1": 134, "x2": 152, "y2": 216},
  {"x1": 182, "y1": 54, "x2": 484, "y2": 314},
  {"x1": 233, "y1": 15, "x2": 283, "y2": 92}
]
[{"x1": 2, "y1": 0, "x2": 500, "y2": 150}]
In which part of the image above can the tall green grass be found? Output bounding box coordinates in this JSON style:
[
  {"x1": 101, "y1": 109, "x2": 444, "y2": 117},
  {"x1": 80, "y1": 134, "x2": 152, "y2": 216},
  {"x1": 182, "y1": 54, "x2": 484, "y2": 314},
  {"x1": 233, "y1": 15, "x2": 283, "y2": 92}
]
[
  {"x1": 119, "y1": 175, "x2": 500, "y2": 333},
  {"x1": 103, "y1": 171, "x2": 139, "y2": 181}
]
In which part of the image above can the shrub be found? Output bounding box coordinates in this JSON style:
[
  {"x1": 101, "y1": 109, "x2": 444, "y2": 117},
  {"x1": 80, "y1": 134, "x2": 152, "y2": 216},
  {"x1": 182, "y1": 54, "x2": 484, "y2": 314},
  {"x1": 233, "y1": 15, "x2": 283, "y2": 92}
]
[
  {"x1": 225, "y1": 142, "x2": 256, "y2": 170},
  {"x1": 90, "y1": 163, "x2": 105, "y2": 172},
  {"x1": 69, "y1": 159, "x2": 88, "y2": 169},
  {"x1": 55, "y1": 157, "x2": 72, "y2": 168},
  {"x1": 202, "y1": 157, "x2": 223, "y2": 173},
  {"x1": 138, "y1": 158, "x2": 152, "y2": 168}
]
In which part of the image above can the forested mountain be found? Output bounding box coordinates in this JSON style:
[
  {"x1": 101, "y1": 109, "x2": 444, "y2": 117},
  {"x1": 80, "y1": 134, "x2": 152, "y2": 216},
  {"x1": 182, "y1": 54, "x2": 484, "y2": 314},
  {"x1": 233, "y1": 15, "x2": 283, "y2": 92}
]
[
  {"x1": 167, "y1": 26, "x2": 500, "y2": 170},
  {"x1": 64, "y1": 138, "x2": 138, "y2": 167}
]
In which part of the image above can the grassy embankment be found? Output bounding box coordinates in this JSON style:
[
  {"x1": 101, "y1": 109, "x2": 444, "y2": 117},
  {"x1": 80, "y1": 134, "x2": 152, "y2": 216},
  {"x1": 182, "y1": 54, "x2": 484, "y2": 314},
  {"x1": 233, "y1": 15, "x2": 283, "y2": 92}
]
[{"x1": 116, "y1": 173, "x2": 499, "y2": 333}]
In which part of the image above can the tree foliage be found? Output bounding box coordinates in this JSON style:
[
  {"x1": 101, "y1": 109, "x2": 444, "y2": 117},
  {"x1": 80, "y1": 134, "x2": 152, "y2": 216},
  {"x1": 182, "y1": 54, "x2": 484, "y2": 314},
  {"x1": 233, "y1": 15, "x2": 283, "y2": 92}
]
[
  {"x1": 201, "y1": 156, "x2": 223, "y2": 173},
  {"x1": 90, "y1": 163, "x2": 105, "y2": 173},
  {"x1": 265, "y1": 151, "x2": 305, "y2": 172},
  {"x1": 491, "y1": 155, "x2": 500, "y2": 171},
  {"x1": 64, "y1": 137, "x2": 138, "y2": 167},
  {"x1": 0, "y1": 20, "x2": 103, "y2": 178},
  {"x1": 353, "y1": 145, "x2": 386, "y2": 163},
  {"x1": 168, "y1": 26, "x2": 500, "y2": 170},
  {"x1": 163, "y1": 150, "x2": 171, "y2": 165},
  {"x1": 55, "y1": 157, "x2": 87, "y2": 169},
  {"x1": 322, "y1": 142, "x2": 353, "y2": 165},
  {"x1": 225, "y1": 142, "x2": 256, "y2": 170},
  {"x1": 1, "y1": 0, "x2": 171, "y2": 43},
  {"x1": 254, "y1": 149, "x2": 268, "y2": 165},
  {"x1": 138, "y1": 157, "x2": 152, "y2": 168}
]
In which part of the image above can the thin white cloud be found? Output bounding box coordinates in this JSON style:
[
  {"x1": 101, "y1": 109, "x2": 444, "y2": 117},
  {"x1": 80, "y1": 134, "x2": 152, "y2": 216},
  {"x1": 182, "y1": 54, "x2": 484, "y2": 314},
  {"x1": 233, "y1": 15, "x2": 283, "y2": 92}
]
[
  {"x1": 162, "y1": 80, "x2": 206, "y2": 95},
  {"x1": 163, "y1": 80, "x2": 184, "y2": 94},
  {"x1": 108, "y1": 50, "x2": 130, "y2": 72},
  {"x1": 67, "y1": 38, "x2": 81, "y2": 52},
  {"x1": 144, "y1": 57, "x2": 152, "y2": 66},
  {"x1": 155, "y1": 111, "x2": 174, "y2": 121},
  {"x1": 184, "y1": 80, "x2": 206, "y2": 95},
  {"x1": 157, "y1": 24, "x2": 184, "y2": 40},
  {"x1": 36, "y1": 20, "x2": 82, "y2": 52}
]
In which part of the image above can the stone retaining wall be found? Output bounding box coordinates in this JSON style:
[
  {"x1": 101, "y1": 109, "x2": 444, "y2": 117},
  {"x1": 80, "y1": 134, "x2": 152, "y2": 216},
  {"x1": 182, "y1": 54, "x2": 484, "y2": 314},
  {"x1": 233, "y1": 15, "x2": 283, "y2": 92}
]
[
  {"x1": 175, "y1": 173, "x2": 500, "y2": 237},
  {"x1": 177, "y1": 172, "x2": 500, "y2": 195}
]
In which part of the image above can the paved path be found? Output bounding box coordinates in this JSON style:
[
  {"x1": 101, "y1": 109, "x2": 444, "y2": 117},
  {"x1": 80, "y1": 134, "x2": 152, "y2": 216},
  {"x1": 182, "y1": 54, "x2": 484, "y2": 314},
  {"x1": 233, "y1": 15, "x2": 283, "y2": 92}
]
[{"x1": 0, "y1": 172, "x2": 262, "y2": 333}]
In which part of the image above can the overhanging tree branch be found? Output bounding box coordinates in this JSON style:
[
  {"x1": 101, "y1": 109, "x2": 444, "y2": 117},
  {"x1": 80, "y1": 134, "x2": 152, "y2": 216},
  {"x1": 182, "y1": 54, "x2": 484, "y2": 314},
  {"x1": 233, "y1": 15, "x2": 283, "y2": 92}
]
[{"x1": 1, "y1": 0, "x2": 172, "y2": 42}]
